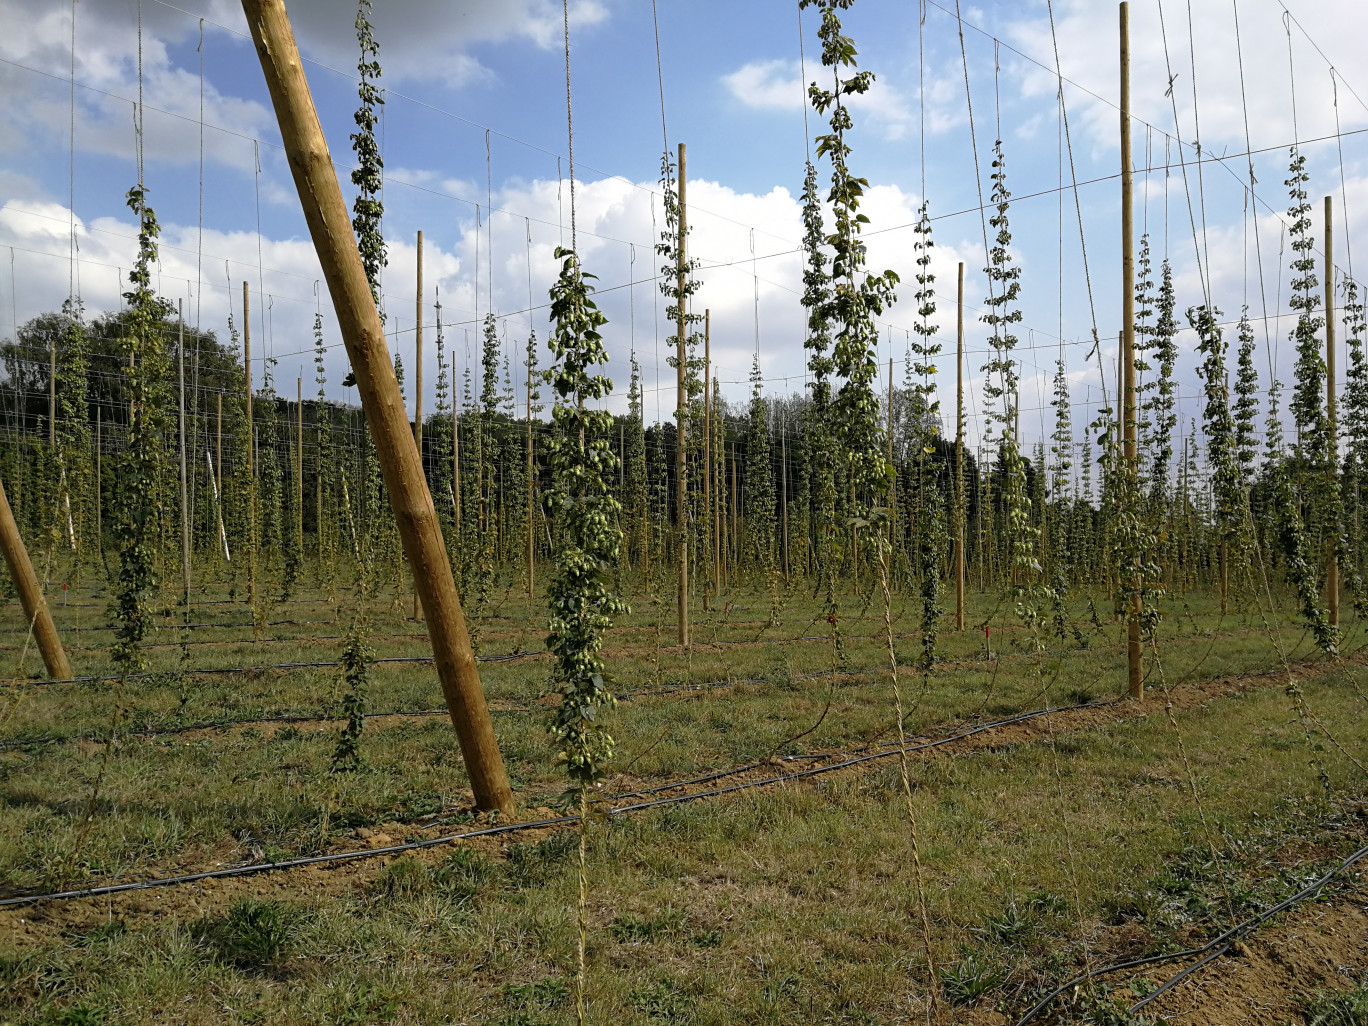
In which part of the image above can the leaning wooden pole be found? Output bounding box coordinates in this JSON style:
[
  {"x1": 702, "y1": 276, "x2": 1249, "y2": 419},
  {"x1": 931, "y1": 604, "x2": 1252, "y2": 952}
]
[
  {"x1": 955, "y1": 261, "x2": 966, "y2": 633},
  {"x1": 675, "y1": 141, "x2": 690, "y2": 647},
  {"x1": 1120, "y1": 1, "x2": 1143, "y2": 699},
  {"x1": 241, "y1": 0, "x2": 514, "y2": 813},
  {"x1": 1325, "y1": 195, "x2": 1339, "y2": 628},
  {"x1": 0, "y1": 475, "x2": 71, "y2": 680}
]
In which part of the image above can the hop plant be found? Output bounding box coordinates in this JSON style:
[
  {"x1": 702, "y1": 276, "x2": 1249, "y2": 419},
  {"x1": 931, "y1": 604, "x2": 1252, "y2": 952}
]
[{"x1": 544, "y1": 247, "x2": 628, "y2": 794}]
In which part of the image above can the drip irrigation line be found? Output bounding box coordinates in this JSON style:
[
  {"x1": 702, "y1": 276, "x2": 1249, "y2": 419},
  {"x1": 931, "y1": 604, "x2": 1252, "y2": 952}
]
[
  {"x1": 0, "y1": 624, "x2": 945, "y2": 690},
  {"x1": 1015, "y1": 837, "x2": 1368, "y2": 1023},
  {"x1": 0, "y1": 662, "x2": 898, "y2": 752},
  {"x1": 0, "y1": 652, "x2": 538, "y2": 691},
  {"x1": 0, "y1": 693, "x2": 1119, "y2": 909}
]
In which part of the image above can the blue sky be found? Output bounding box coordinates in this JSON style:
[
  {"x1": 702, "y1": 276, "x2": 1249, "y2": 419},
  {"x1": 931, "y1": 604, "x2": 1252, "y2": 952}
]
[{"x1": 3, "y1": 0, "x2": 1367, "y2": 460}]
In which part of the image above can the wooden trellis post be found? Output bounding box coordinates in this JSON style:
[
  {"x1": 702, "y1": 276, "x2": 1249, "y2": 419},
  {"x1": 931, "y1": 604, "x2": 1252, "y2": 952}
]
[
  {"x1": 0, "y1": 475, "x2": 71, "y2": 680},
  {"x1": 179, "y1": 302, "x2": 191, "y2": 610},
  {"x1": 1325, "y1": 195, "x2": 1339, "y2": 628},
  {"x1": 244, "y1": 281, "x2": 257, "y2": 614},
  {"x1": 675, "y1": 141, "x2": 690, "y2": 646},
  {"x1": 241, "y1": 0, "x2": 514, "y2": 813},
  {"x1": 414, "y1": 230, "x2": 424, "y2": 621},
  {"x1": 297, "y1": 377, "x2": 304, "y2": 557},
  {"x1": 956, "y1": 261, "x2": 966, "y2": 632},
  {"x1": 703, "y1": 309, "x2": 712, "y2": 610},
  {"x1": 1120, "y1": 1, "x2": 1142, "y2": 698}
]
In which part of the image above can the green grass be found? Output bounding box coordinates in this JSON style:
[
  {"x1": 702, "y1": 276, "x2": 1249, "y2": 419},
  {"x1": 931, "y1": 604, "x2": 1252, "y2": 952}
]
[{"x1": 1, "y1": 567, "x2": 1366, "y2": 1023}]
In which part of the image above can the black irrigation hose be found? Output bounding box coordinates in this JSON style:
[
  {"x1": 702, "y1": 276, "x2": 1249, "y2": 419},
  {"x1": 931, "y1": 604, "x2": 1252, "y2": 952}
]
[
  {"x1": 0, "y1": 624, "x2": 930, "y2": 690},
  {"x1": 0, "y1": 650, "x2": 547, "y2": 691},
  {"x1": 0, "y1": 696, "x2": 1115, "y2": 909},
  {"x1": 1013, "y1": 840, "x2": 1368, "y2": 1024},
  {"x1": 0, "y1": 665, "x2": 864, "y2": 752}
]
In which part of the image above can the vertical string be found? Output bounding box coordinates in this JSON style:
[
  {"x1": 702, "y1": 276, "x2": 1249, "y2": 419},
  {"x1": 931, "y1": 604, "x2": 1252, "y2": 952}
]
[
  {"x1": 68, "y1": 0, "x2": 77, "y2": 304},
  {"x1": 486, "y1": 129, "x2": 494, "y2": 311},
  {"x1": 562, "y1": 0, "x2": 577, "y2": 252},
  {"x1": 135, "y1": 0, "x2": 145, "y2": 189},
  {"x1": 651, "y1": 0, "x2": 669, "y2": 155},
  {"x1": 1332, "y1": 71, "x2": 1354, "y2": 283},
  {"x1": 254, "y1": 140, "x2": 267, "y2": 362},
  {"x1": 798, "y1": 4, "x2": 811, "y2": 161},
  {"x1": 196, "y1": 20, "x2": 205, "y2": 332}
]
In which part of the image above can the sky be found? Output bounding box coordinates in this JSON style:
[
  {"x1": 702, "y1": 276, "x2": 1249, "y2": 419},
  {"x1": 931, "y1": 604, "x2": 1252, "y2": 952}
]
[{"x1": 1, "y1": 0, "x2": 1367, "y2": 460}]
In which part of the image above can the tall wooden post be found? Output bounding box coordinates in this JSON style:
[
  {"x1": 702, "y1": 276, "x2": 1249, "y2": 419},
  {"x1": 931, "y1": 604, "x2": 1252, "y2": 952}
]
[
  {"x1": 526, "y1": 343, "x2": 535, "y2": 599},
  {"x1": 242, "y1": 0, "x2": 514, "y2": 813},
  {"x1": 714, "y1": 379, "x2": 724, "y2": 591},
  {"x1": 178, "y1": 301, "x2": 191, "y2": 609},
  {"x1": 703, "y1": 309, "x2": 712, "y2": 610},
  {"x1": 1326, "y1": 195, "x2": 1339, "y2": 627},
  {"x1": 780, "y1": 413, "x2": 790, "y2": 582},
  {"x1": 244, "y1": 283, "x2": 253, "y2": 478},
  {"x1": 731, "y1": 443, "x2": 738, "y2": 560},
  {"x1": 886, "y1": 355, "x2": 897, "y2": 580},
  {"x1": 0, "y1": 475, "x2": 71, "y2": 679},
  {"x1": 95, "y1": 408, "x2": 102, "y2": 552},
  {"x1": 49, "y1": 317, "x2": 56, "y2": 448},
  {"x1": 316, "y1": 392, "x2": 324, "y2": 560},
  {"x1": 955, "y1": 262, "x2": 966, "y2": 632},
  {"x1": 1120, "y1": 1, "x2": 1143, "y2": 698},
  {"x1": 413, "y1": 230, "x2": 424, "y2": 621},
  {"x1": 214, "y1": 393, "x2": 222, "y2": 503},
  {"x1": 675, "y1": 141, "x2": 690, "y2": 646},
  {"x1": 452, "y1": 402, "x2": 461, "y2": 534},
  {"x1": 414, "y1": 231, "x2": 424, "y2": 451},
  {"x1": 296, "y1": 376, "x2": 304, "y2": 556},
  {"x1": 244, "y1": 281, "x2": 257, "y2": 612}
]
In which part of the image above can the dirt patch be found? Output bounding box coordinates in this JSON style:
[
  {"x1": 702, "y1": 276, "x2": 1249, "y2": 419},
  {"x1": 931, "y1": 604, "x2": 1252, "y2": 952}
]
[{"x1": 1127, "y1": 891, "x2": 1368, "y2": 1023}]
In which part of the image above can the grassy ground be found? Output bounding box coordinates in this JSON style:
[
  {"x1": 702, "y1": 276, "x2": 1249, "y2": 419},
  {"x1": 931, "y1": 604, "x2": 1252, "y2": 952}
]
[{"x1": 2, "y1": 563, "x2": 1367, "y2": 1024}]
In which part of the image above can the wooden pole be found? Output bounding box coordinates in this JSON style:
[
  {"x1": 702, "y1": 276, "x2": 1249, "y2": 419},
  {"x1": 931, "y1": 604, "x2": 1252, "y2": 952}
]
[
  {"x1": 526, "y1": 342, "x2": 535, "y2": 599},
  {"x1": 49, "y1": 315, "x2": 56, "y2": 448},
  {"x1": 241, "y1": 0, "x2": 514, "y2": 813},
  {"x1": 675, "y1": 141, "x2": 690, "y2": 646},
  {"x1": 414, "y1": 231, "x2": 424, "y2": 451},
  {"x1": 244, "y1": 284, "x2": 253, "y2": 478},
  {"x1": 956, "y1": 262, "x2": 966, "y2": 632},
  {"x1": 215, "y1": 393, "x2": 222, "y2": 499},
  {"x1": 413, "y1": 230, "x2": 424, "y2": 621},
  {"x1": 731, "y1": 443, "x2": 738, "y2": 562},
  {"x1": 316, "y1": 393, "x2": 324, "y2": 560},
  {"x1": 780, "y1": 413, "x2": 790, "y2": 582},
  {"x1": 297, "y1": 376, "x2": 304, "y2": 556},
  {"x1": 243, "y1": 281, "x2": 256, "y2": 612},
  {"x1": 1120, "y1": 1, "x2": 1142, "y2": 698},
  {"x1": 95, "y1": 408, "x2": 102, "y2": 553},
  {"x1": 1326, "y1": 194, "x2": 1339, "y2": 628},
  {"x1": 453, "y1": 401, "x2": 461, "y2": 534},
  {"x1": 0, "y1": 475, "x2": 71, "y2": 679},
  {"x1": 178, "y1": 301, "x2": 191, "y2": 610},
  {"x1": 703, "y1": 309, "x2": 712, "y2": 610}
]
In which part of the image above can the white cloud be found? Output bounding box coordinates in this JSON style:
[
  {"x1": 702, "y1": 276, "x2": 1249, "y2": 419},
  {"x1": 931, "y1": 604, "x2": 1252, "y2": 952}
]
[
  {"x1": 1007, "y1": 0, "x2": 1368, "y2": 159},
  {"x1": 723, "y1": 58, "x2": 914, "y2": 141},
  {"x1": 722, "y1": 60, "x2": 805, "y2": 112},
  {"x1": 221, "y1": 0, "x2": 610, "y2": 82},
  {"x1": 0, "y1": 167, "x2": 998, "y2": 427}
]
